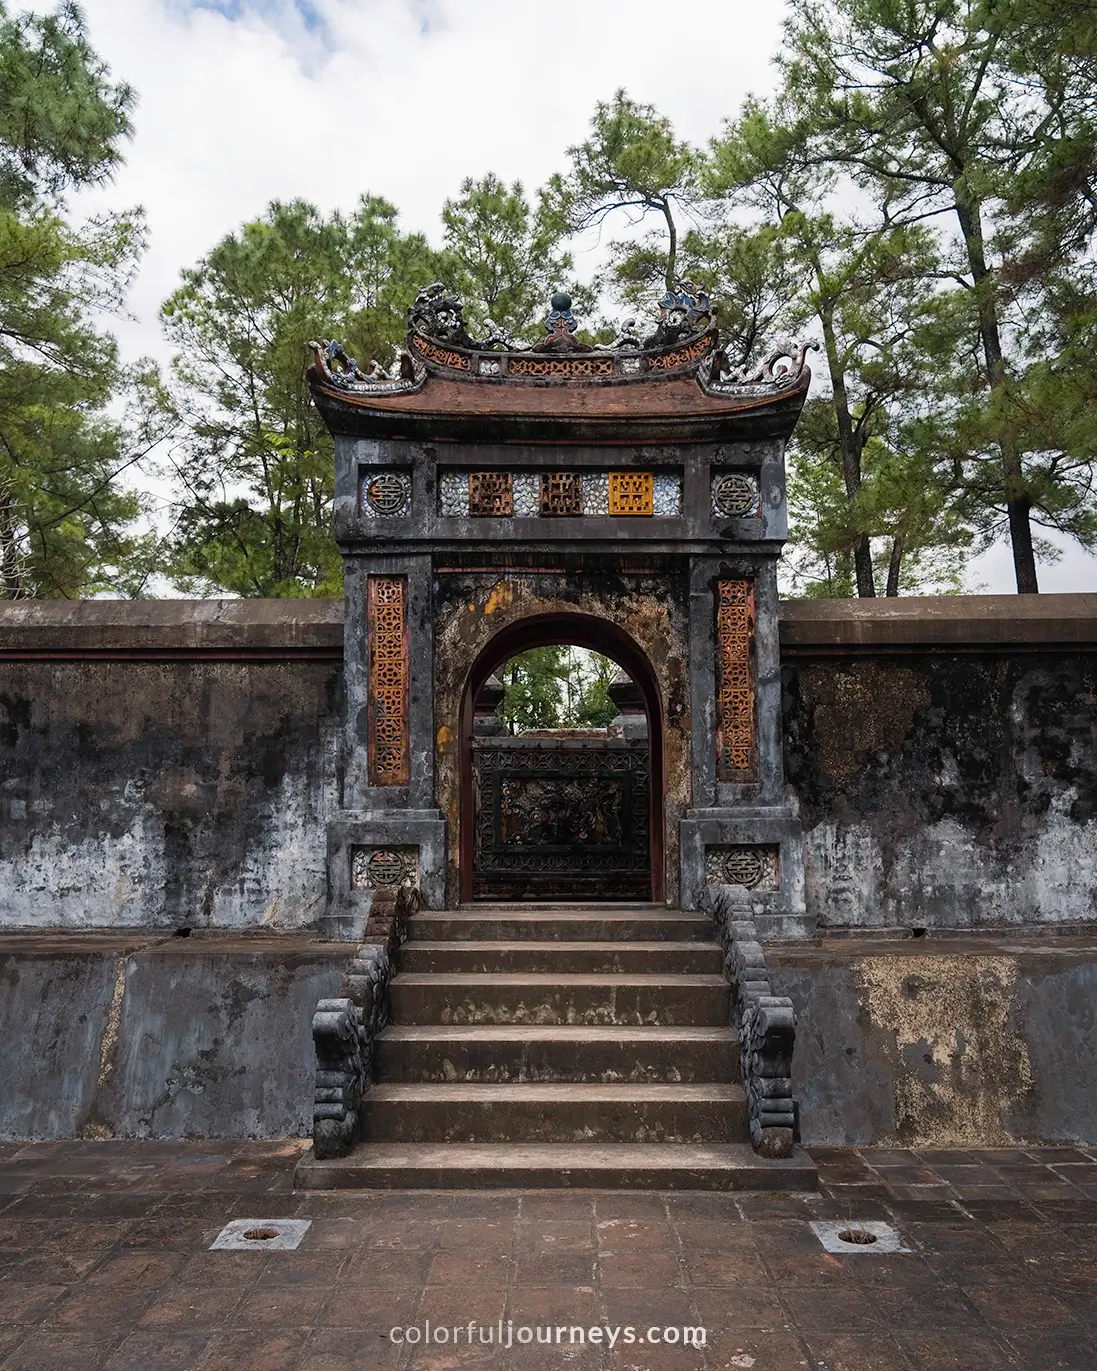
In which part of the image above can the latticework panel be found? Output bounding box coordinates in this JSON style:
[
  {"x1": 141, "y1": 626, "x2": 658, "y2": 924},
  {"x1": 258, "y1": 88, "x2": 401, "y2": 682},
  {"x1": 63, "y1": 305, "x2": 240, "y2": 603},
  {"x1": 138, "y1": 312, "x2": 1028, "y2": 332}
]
[
  {"x1": 609, "y1": 472, "x2": 654, "y2": 516},
  {"x1": 468, "y1": 472, "x2": 513, "y2": 517},
  {"x1": 715, "y1": 579, "x2": 757, "y2": 779},
  {"x1": 540, "y1": 472, "x2": 582, "y2": 516},
  {"x1": 366, "y1": 576, "x2": 409, "y2": 786}
]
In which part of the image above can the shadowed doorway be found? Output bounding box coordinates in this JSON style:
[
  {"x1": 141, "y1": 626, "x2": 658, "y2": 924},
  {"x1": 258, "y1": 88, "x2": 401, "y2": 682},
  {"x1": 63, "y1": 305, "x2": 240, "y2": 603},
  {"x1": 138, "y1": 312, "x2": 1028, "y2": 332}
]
[{"x1": 458, "y1": 614, "x2": 665, "y2": 904}]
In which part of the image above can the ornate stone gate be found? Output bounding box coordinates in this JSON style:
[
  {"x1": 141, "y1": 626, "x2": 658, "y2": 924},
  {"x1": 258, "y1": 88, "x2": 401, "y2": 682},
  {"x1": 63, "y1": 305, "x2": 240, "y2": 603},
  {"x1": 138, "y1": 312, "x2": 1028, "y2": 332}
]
[{"x1": 310, "y1": 284, "x2": 813, "y2": 932}]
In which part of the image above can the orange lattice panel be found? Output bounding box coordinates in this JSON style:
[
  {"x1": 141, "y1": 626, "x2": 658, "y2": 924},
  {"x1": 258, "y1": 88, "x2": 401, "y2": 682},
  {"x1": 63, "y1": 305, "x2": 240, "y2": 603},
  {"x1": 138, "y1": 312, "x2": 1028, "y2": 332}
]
[
  {"x1": 367, "y1": 576, "x2": 409, "y2": 786},
  {"x1": 715, "y1": 580, "x2": 756, "y2": 779},
  {"x1": 609, "y1": 472, "x2": 654, "y2": 516}
]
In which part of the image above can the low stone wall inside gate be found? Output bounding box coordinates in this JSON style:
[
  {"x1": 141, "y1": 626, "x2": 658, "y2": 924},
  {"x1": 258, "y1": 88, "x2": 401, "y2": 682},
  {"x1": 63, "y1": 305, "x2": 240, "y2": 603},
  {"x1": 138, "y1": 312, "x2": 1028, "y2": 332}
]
[{"x1": 768, "y1": 933, "x2": 1097, "y2": 1146}]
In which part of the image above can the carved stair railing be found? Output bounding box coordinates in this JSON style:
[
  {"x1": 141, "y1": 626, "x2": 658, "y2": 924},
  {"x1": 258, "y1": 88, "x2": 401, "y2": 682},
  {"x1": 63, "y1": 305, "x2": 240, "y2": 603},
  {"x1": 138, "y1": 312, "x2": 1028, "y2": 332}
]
[
  {"x1": 310, "y1": 882, "x2": 421, "y2": 1160},
  {"x1": 703, "y1": 883, "x2": 798, "y2": 1158}
]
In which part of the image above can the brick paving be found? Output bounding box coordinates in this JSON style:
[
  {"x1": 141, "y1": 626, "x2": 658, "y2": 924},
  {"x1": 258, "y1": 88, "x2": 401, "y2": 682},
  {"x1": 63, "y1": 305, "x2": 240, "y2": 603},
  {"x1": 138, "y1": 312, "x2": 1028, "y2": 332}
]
[{"x1": 0, "y1": 1142, "x2": 1095, "y2": 1370}]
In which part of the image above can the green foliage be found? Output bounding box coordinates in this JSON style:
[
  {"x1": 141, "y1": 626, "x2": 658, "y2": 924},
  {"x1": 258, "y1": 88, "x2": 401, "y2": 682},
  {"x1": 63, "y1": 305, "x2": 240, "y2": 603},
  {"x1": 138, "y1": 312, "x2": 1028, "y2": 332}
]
[
  {"x1": 442, "y1": 174, "x2": 582, "y2": 344},
  {"x1": 546, "y1": 90, "x2": 698, "y2": 293},
  {"x1": 763, "y1": 0, "x2": 1097, "y2": 592},
  {"x1": 499, "y1": 647, "x2": 570, "y2": 734},
  {"x1": 0, "y1": 1, "x2": 151, "y2": 598},
  {"x1": 499, "y1": 648, "x2": 622, "y2": 733},
  {"x1": 158, "y1": 196, "x2": 444, "y2": 596},
  {"x1": 0, "y1": 0, "x2": 133, "y2": 207},
  {"x1": 568, "y1": 651, "x2": 619, "y2": 728}
]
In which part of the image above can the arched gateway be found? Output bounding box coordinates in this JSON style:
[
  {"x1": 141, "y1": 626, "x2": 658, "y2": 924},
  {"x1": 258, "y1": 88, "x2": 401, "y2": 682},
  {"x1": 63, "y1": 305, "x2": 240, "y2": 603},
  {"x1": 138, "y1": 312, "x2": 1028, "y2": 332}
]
[
  {"x1": 300, "y1": 287, "x2": 816, "y2": 1188},
  {"x1": 310, "y1": 285, "x2": 812, "y2": 930}
]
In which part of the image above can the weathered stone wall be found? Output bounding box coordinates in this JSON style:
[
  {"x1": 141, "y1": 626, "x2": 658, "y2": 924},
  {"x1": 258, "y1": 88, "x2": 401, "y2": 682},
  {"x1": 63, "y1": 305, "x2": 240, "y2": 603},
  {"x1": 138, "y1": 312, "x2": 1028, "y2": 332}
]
[
  {"x1": 781, "y1": 595, "x2": 1097, "y2": 930},
  {"x1": 4, "y1": 595, "x2": 1097, "y2": 933},
  {"x1": 769, "y1": 935, "x2": 1097, "y2": 1146},
  {"x1": 0, "y1": 934, "x2": 347, "y2": 1138},
  {"x1": 0, "y1": 601, "x2": 342, "y2": 932}
]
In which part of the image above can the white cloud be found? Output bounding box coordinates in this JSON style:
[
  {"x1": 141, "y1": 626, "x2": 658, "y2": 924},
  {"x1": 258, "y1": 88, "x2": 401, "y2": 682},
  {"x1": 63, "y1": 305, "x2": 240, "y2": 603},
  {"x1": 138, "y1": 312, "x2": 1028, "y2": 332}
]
[
  {"x1": 66, "y1": 0, "x2": 1097, "y2": 594},
  {"x1": 73, "y1": 0, "x2": 788, "y2": 365}
]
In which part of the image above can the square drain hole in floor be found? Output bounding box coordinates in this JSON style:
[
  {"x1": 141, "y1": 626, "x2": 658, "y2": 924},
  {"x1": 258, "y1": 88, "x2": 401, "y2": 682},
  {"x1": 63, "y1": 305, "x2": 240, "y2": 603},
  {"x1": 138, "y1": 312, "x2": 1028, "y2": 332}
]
[
  {"x1": 810, "y1": 1220, "x2": 910, "y2": 1254},
  {"x1": 210, "y1": 1219, "x2": 311, "y2": 1252}
]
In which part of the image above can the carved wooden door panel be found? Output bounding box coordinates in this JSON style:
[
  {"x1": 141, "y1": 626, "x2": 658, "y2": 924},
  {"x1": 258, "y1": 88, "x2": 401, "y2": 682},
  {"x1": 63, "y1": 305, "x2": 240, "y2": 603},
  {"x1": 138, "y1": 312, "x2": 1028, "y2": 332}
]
[{"x1": 470, "y1": 737, "x2": 651, "y2": 900}]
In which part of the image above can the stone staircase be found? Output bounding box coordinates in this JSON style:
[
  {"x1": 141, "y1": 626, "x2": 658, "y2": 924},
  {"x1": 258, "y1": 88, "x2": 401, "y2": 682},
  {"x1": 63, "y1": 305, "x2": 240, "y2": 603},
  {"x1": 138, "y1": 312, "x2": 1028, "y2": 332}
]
[{"x1": 297, "y1": 903, "x2": 816, "y2": 1190}]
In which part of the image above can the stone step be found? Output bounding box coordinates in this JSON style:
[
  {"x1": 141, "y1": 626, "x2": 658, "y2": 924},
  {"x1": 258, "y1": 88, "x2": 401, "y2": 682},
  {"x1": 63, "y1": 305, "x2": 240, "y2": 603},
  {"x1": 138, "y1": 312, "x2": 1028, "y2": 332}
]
[
  {"x1": 296, "y1": 1141, "x2": 818, "y2": 1191},
  {"x1": 407, "y1": 910, "x2": 714, "y2": 943},
  {"x1": 358, "y1": 1082, "x2": 747, "y2": 1145},
  {"x1": 374, "y1": 1024, "x2": 738, "y2": 1083},
  {"x1": 399, "y1": 940, "x2": 724, "y2": 976},
  {"x1": 388, "y1": 973, "x2": 731, "y2": 1027}
]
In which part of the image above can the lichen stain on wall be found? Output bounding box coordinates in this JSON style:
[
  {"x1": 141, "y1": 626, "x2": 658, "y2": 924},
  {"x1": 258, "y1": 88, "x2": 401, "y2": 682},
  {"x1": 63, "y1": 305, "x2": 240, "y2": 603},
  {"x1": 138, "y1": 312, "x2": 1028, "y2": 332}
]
[
  {"x1": 800, "y1": 662, "x2": 931, "y2": 782},
  {"x1": 855, "y1": 954, "x2": 1034, "y2": 1146}
]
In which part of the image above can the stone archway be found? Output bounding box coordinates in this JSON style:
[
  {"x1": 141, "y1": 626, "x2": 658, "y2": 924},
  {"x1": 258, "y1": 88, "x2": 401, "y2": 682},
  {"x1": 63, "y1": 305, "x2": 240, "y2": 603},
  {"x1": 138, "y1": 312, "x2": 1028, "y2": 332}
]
[{"x1": 457, "y1": 612, "x2": 667, "y2": 905}]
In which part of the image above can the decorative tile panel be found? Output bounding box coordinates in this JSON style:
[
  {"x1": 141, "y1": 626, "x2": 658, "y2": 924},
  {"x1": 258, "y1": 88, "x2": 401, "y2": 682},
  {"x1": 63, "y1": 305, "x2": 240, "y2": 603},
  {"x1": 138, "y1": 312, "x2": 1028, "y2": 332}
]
[
  {"x1": 468, "y1": 472, "x2": 513, "y2": 517},
  {"x1": 712, "y1": 471, "x2": 760, "y2": 518},
  {"x1": 438, "y1": 472, "x2": 469, "y2": 517},
  {"x1": 513, "y1": 473, "x2": 540, "y2": 516},
  {"x1": 540, "y1": 472, "x2": 582, "y2": 517},
  {"x1": 609, "y1": 472, "x2": 654, "y2": 516},
  {"x1": 716, "y1": 579, "x2": 756, "y2": 780},
  {"x1": 705, "y1": 844, "x2": 779, "y2": 890},
  {"x1": 360, "y1": 470, "x2": 411, "y2": 518},
  {"x1": 366, "y1": 577, "x2": 409, "y2": 786},
  {"x1": 582, "y1": 473, "x2": 609, "y2": 515},
  {"x1": 351, "y1": 846, "x2": 419, "y2": 889},
  {"x1": 652, "y1": 473, "x2": 682, "y2": 516}
]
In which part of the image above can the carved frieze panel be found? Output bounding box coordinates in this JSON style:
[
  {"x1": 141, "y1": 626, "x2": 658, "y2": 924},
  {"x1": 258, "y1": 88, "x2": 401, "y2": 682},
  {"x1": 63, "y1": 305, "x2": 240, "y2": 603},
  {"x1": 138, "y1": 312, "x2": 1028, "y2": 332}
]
[
  {"x1": 351, "y1": 846, "x2": 419, "y2": 889},
  {"x1": 540, "y1": 472, "x2": 582, "y2": 516},
  {"x1": 360, "y1": 470, "x2": 411, "y2": 517},
  {"x1": 366, "y1": 576, "x2": 409, "y2": 786},
  {"x1": 648, "y1": 334, "x2": 713, "y2": 371},
  {"x1": 509, "y1": 355, "x2": 613, "y2": 378},
  {"x1": 436, "y1": 470, "x2": 681, "y2": 518},
  {"x1": 705, "y1": 844, "x2": 779, "y2": 889},
  {"x1": 412, "y1": 335, "x2": 470, "y2": 370},
  {"x1": 471, "y1": 740, "x2": 650, "y2": 899},
  {"x1": 712, "y1": 471, "x2": 760, "y2": 518},
  {"x1": 609, "y1": 472, "x2": 654, "y2": 516},
  {"x1": 468, "y1": 472, "x2": 514, "y2": 517},
  {"x1": 716, "y1": 579, "x2": 757, "y2": 780}
]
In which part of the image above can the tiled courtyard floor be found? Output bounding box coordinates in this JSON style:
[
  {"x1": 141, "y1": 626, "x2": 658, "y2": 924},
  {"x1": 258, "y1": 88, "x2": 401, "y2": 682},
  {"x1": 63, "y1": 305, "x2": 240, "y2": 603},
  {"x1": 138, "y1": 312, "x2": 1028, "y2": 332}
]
[{"x1": 0, "y1": 1142, "x2": 1095, "y2": 1370}]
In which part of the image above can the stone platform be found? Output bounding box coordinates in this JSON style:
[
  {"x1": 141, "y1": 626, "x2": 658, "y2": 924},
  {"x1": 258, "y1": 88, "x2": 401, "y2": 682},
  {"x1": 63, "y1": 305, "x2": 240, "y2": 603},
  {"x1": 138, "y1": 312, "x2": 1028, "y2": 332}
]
[{"x1": 0, "y1": 1140, "x2": 1094, "y2": 1369}]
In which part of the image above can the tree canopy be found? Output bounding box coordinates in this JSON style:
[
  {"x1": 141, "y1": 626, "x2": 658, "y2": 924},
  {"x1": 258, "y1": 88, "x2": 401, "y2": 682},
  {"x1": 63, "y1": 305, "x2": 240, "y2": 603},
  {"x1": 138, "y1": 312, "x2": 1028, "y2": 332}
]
[
  {"x1": 0, "y1": 1, "x2": 152, "y2": 598},
  {"x1": 5, "y1": 2, "x2": 1096, "y2": 598}
]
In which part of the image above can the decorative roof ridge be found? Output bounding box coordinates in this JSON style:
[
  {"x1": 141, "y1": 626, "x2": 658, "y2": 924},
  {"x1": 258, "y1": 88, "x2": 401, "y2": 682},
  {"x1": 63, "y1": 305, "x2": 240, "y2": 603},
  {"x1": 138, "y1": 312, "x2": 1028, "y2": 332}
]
[{"x1": 306, "y1": 281, "x2": 817, "y2": 401}]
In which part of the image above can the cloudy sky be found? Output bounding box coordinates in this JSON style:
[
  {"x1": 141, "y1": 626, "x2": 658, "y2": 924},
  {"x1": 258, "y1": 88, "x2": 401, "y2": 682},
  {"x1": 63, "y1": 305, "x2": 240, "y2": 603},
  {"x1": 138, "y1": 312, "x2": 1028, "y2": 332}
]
[{"x1": 68, "y1": 0, "x2": 1097, "y2": 594}]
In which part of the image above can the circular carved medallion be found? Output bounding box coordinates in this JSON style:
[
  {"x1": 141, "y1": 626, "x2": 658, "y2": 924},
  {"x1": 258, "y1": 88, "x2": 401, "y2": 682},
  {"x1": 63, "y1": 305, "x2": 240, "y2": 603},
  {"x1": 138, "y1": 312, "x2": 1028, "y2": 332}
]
[
  {"x1": 712, "y1": 472, "x2": 758, "y2": 518},
  {"x1": 722, "y1": 848, "x2": 764, "y2": 888},
  {"x1": 366, "y1": 849, "x2": 409, "y2": 886},
  {"x1": 364, "y1": 472, "x2": 410, "y2": 516}
]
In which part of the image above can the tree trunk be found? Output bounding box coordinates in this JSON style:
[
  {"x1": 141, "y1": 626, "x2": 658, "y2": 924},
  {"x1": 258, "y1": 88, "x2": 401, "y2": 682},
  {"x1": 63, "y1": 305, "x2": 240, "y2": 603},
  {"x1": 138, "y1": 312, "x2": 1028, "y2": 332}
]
[
  {"x1": 954, "y1": 187, "x2": 1038, "y2": 593},
  {"x1": 886, "y1": 535, "x2": 903, "y2": 597},
  {"x1": 662, "y1": 200, "x2": 678, "y2": 291},
  {"x1": 820, "y1": 303, "x2": 875, "y2": 597}
]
